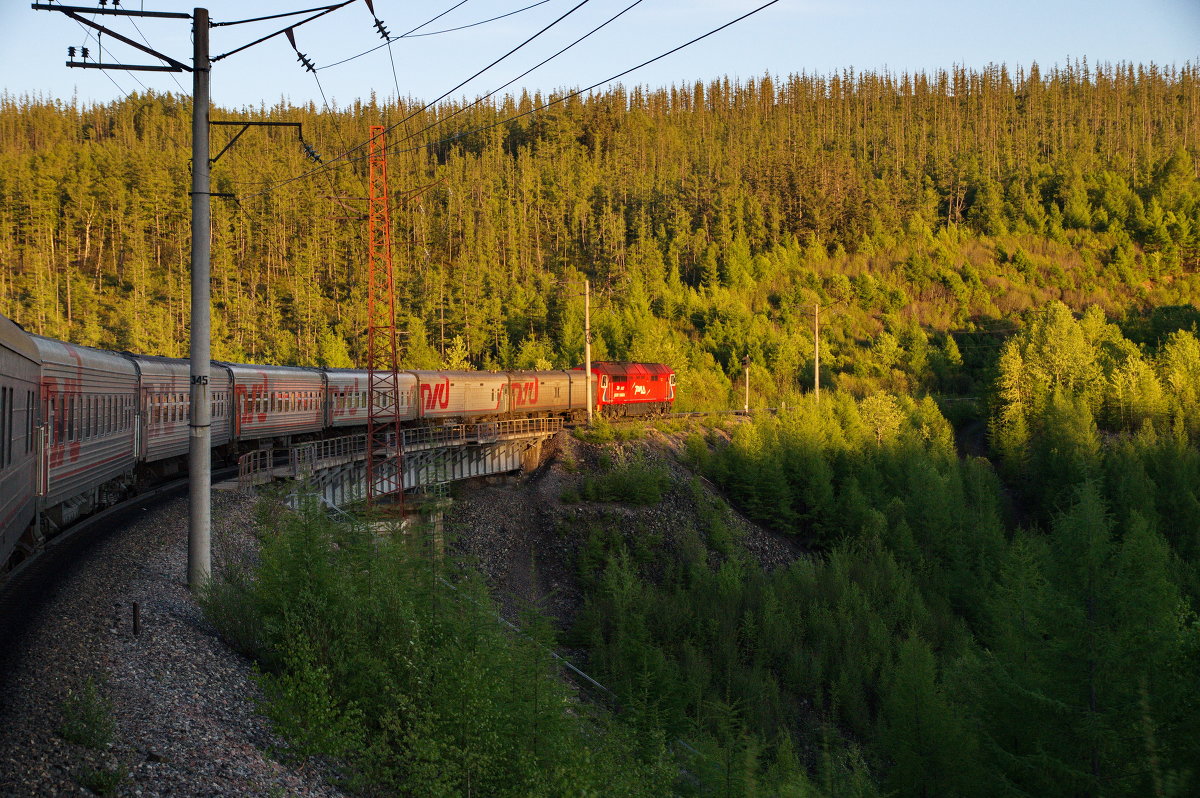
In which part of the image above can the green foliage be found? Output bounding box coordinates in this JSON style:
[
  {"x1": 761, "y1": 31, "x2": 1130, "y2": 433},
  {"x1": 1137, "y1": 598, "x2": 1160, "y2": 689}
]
[
  {"x1": 77, "y1": 764, "x2": 127, "y2": 797},
  {"x1": 58, "y1": 676, "x2": 115, "y2": 750},
  {"x1": 202, "y1": 499, "x2": 674, "y2": 795},
  {"x1": 580, "y1": 452, "x2": 671, "y2": 506},
  {"x1": 5, "y1": 66, "x2": 1200, "y2": 411},
  {"x1": 616, "y1": 366, "x2": 1200, "y2": 796}
]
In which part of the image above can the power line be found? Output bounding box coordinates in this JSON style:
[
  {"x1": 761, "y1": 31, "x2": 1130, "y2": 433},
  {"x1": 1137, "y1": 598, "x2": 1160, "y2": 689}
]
[
  {"x1": 233, "y1": 0, "x2": 598, "y2": 192},
  {"x1": 210, "y1": 0, "x2": 357, "y2": 62},
  {"x1": 317, "y1": 0, "x2": 552, "y2": 71},
  {"x1": 393, "y1": 0, "x2": 647, "y2": 146},
  {"x1": 236, "y1": 0, "x2": 782, "y2": 199},
  {"x1": 127, "y1": 15, "x2": 187, "y2": 94},
  {"x1": 70, "y1": 12, "x2": 150, "y2": 93},
  {"x1": 211, "y1": 2, "x2": 349, "y2": 28}
]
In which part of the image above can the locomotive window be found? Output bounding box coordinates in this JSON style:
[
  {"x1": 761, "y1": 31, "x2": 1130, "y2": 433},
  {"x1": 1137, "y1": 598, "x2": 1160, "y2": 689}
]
[
  {"x1": 613, "y1": 376, "x2": 627, "y2": 383},
  {"x1": 651, "y1": 376, "x2": 658, "y2": 382}
]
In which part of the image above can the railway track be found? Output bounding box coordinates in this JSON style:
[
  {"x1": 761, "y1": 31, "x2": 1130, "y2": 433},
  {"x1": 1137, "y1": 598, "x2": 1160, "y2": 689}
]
[{"x1": 0, "y1": 468, "x2": 236, "y2": 670}]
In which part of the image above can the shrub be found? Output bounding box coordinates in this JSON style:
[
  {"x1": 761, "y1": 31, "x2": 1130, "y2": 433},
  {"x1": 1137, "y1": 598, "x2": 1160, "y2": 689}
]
[
  {"x1": 582, "y1": 454, "x2": 671, "y2": 506},
  {"x1": 59, "y1": 676, "x2": 115, "y2": 750},
  {"x1": 77, "y1": 764, "x2": 126, "y2": 796}
]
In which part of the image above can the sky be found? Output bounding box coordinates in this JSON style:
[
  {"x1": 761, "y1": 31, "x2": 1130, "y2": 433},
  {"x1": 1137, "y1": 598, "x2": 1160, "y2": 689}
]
[{"x1": 0, "y1": 0, "x2": 1197, "y2": 111}]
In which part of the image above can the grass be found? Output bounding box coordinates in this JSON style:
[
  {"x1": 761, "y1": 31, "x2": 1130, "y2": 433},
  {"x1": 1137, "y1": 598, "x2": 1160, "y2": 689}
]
[
  {"x1": 77, "y1": 764, "x2": 127, "y2": 796},
  {"x1": 573, "y1": 416, "x2": 647, "y2": 444},
  {"x1": 59, "y1": 676, "x2": 115, "y2": 750}
]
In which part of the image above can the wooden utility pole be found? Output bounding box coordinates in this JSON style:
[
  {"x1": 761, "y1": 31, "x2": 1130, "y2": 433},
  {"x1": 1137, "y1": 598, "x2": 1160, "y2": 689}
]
[
  {"x1": 743, "y1": 354, "x2": 751, "y2": 413},
  {"x1": 585, "y1": 279, "x2": 593, "y2": 425},
  {"x1": 814, "y1": 302, "x2": 820, "y2": 403}
]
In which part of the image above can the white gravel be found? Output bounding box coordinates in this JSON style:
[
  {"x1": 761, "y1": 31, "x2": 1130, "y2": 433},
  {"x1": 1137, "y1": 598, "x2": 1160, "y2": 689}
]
[{"x1": 0, "y1": 491, "x2": 348, "y2": 797}]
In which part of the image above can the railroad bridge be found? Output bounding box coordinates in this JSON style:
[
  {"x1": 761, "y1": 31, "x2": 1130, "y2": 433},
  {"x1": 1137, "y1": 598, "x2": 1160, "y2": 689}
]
[{"x1": 234, "y1": 418, "x2": 562, "y2": 508}]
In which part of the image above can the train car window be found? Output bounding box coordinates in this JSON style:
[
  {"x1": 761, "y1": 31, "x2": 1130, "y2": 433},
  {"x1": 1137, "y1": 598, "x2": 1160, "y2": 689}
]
[{"x1": 67, "y1": 396, "x2": 75, "y2": 442}]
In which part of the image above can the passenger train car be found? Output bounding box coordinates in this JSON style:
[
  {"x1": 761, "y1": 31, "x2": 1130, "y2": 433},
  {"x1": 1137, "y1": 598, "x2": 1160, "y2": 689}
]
[{"x1": 0, "y1": 312, "x2": 674, "y2": 574}]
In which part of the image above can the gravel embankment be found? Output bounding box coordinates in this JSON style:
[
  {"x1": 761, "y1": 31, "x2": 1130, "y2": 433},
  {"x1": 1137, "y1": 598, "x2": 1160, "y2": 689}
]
[
  {"x1": 448, "y1": 428, "x2": 804, "y2": 633},
  {"x1": 0, "y1": 490, "x2": 347, "y2": 798}
]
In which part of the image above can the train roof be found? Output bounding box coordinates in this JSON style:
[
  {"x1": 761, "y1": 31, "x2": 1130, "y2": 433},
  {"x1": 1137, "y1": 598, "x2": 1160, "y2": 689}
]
[
  {"x1": 578, "y1": 362, "x2": 674, "y2": 377},
  {"x1": 0, "y1": 314, "x2": 41, "y2": 365},
  {"x1": 32, "y1": 334, "x2": 138, "y2": 373}
]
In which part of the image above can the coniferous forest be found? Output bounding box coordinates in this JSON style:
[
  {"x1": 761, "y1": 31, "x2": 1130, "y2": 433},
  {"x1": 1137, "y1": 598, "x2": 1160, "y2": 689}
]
[{"x1": 5, "y1": 61, "x2": 1200, "y2": 794}]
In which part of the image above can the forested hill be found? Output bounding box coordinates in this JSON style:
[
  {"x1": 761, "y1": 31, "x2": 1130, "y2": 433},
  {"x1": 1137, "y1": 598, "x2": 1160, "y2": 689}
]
[
  {"x1": 7, "y1": 62, "x2": 1200, "y2": 796},
  {"x1": 2, "y1": 62, "x2": 1198, "y2": 411}
]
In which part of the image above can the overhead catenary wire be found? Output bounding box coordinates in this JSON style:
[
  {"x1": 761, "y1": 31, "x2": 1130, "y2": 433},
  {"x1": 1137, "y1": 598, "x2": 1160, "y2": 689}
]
[
  {"x1": 377, "y1": 0, "x2": 647, "y2": 154},
  {"x1": 228, "y1": 0, "x2": 597, "y2": 191},
  {"x1": 317, "y1": 0, "x2": 551, "y2": 71},
  {"x1": 70, "y1": 12, "x2": 150, "y2": 93},
  {"x1": 243, "y1": 0, "x2": 781, "y2": 198},
  {"x1": 211, "y1": 2, "x2": 350, "y2": 28},
  {"x1": 127, "y1": 15, "x2": 187, "y2": 94},
  {"x1": 210, "y1": 0, "x2": 357, "y2": 62}
]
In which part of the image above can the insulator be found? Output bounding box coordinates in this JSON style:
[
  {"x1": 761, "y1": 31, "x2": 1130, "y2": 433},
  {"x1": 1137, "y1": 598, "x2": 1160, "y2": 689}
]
[
  {"x1": 112, "y1": 0, "x2": 120, "y2": 5},
  {"x1": 98, "y1": 0, "x2": 107, "y2": 6},
  {"x1": 374, "y1": 18, "x2": 390, "y2": 39},
  {"x1": 296, "y1": 52, "x2": 315, "y2": 72},
  {"x1": 81, "y1": 46, "x2": 89, "y2": 59},
  {"x1": 68, "y1": 46, "x2": 76, "y2": 59}
]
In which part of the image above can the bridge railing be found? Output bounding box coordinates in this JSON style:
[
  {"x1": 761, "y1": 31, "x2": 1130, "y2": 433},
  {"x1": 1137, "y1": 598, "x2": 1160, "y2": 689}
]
[
  {"x1": 290, "y1": 434, "x2": 369, "y2": 477},
  {"x1": 400, "y1": 417, "x2": 563, "y2": 449},
  {"x1": 237, "y1": 448, "x2": 276, "y2": 494}
]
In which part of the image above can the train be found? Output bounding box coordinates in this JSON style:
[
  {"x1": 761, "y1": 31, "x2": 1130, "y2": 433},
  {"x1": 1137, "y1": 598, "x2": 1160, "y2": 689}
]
[{"x1": 0, "y1": 312, "x2": 675, "y2": 575}]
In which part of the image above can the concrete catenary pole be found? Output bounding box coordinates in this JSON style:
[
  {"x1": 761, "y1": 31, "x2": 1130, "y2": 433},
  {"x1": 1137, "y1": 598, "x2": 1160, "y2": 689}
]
[
  {"x1": 187, "y1": 7, "x2": 211, "y2": 589},
  {"x1": 584, "y1": 279, "x2": 593, "y2": 425}
]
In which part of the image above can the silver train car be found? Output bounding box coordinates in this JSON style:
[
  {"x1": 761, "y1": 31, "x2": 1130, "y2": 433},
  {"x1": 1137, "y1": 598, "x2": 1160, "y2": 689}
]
[{"x1": 0, "y1": 312, "x2": 674, "y2": 575}]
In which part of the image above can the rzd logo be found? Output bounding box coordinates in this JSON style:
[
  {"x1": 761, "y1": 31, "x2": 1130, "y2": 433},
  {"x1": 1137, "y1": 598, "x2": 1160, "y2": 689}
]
[
  {"x1": 511, "y1": 379, "x2": 539, "y2": 406},
  {"x1": 633, "y1": 384, "x2": 649, "y2": 396},
  {"x1": 420, "y1": 377, "x2": 451, "y2": 411}
]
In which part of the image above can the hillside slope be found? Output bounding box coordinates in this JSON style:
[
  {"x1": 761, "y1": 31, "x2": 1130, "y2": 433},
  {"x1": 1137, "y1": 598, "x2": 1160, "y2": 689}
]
[{"x1": 446, "y1": 423, "x2": 801, "y2": 631}]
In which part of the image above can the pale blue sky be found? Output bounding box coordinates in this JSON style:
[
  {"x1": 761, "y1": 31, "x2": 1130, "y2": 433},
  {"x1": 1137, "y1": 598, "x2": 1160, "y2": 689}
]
[{"x1": 1, "y1": 0, "x2": 1197, "y2": 110}]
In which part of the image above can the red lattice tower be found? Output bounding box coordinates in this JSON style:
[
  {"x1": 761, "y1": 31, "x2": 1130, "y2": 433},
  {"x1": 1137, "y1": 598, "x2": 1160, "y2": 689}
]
[{"x1": 365, "y1": 124, "x2": 404, "y2": 510}]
